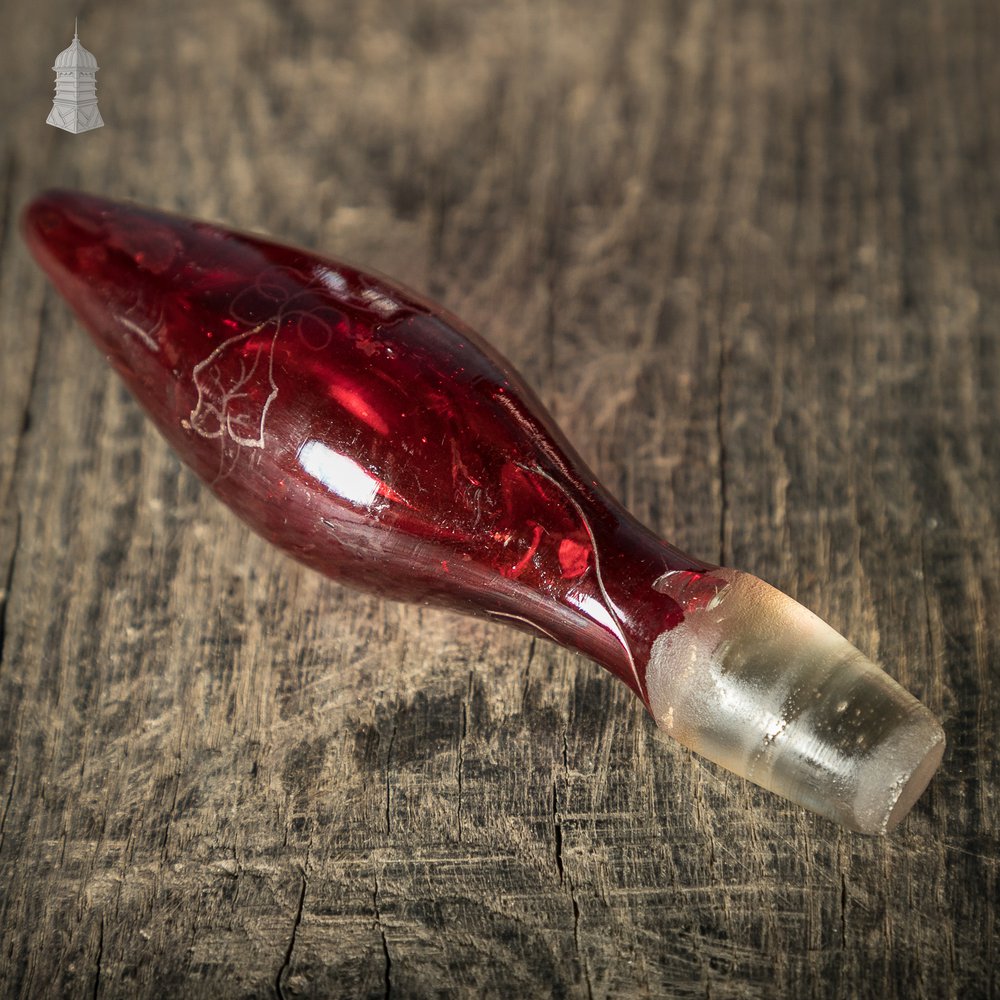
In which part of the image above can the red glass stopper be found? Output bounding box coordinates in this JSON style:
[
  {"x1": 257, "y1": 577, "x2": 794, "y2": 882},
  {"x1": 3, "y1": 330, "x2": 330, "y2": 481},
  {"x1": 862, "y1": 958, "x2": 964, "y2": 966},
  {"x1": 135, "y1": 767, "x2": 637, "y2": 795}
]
[{"x1": 22, "y1": 191, "x2": 944, "y2": 833}]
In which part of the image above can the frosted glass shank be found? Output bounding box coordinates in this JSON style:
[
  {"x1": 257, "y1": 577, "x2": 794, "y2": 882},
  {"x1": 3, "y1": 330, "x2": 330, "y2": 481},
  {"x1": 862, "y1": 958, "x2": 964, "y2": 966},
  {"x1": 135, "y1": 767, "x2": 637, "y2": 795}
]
[{"x1": 645, "y1": 569, "x2": 945, "y2": 834}]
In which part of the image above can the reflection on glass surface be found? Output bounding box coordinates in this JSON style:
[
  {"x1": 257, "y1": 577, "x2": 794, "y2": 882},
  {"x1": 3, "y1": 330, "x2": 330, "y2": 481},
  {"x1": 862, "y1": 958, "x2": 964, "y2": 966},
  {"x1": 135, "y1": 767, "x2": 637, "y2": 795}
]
[{"x1": 298, "y1": 440, "x2": 382, "y2": 509}]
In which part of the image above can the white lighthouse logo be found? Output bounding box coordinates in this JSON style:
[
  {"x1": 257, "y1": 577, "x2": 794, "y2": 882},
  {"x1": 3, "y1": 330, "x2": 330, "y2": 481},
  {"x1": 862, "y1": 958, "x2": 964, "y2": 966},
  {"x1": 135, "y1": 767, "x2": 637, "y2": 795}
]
[{"x1": 47, "y1": 20, "x2": 104, "y2": 134}]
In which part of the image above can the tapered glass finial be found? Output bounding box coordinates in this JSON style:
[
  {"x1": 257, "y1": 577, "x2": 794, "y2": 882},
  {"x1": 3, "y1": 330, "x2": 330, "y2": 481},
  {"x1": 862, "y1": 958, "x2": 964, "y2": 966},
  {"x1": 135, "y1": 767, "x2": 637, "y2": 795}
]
[{"x1": 20, "y1": 189, "x2": 947, "y2": 833}]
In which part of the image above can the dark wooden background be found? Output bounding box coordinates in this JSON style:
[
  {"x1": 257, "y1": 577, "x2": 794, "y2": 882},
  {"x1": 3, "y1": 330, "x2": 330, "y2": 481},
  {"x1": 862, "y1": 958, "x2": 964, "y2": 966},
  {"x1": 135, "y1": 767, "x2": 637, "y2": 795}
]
[{"x1": 1, "y1": 0, "x2": 997, "y2": 996}]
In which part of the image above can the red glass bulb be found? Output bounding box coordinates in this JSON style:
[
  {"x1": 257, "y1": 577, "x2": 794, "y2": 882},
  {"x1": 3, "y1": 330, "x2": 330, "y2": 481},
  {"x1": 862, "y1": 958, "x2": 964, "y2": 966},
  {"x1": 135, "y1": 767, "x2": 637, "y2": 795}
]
[{"x1": 22, "y1": 191, "x2": 944, "y2": 833}]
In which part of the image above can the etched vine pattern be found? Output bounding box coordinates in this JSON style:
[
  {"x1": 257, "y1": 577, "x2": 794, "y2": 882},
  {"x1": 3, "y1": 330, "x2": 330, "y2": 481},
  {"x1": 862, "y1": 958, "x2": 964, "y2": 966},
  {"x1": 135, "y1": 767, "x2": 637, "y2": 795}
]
[
  {"x1": 185, "y1": 265, "x2": 402, "y2": 481},
  {"x1": 118, "y1": 295, "x2": 164, "y2": 353},
  {"x1": 189, "y1": 267, "x2": 330, "y2": 448}
]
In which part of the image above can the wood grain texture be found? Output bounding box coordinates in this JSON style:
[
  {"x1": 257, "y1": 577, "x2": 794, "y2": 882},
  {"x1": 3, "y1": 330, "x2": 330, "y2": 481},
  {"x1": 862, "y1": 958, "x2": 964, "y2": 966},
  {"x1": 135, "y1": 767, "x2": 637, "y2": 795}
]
[{"x1": 1, "y1": 0, "x2": 997, "y2": 996}]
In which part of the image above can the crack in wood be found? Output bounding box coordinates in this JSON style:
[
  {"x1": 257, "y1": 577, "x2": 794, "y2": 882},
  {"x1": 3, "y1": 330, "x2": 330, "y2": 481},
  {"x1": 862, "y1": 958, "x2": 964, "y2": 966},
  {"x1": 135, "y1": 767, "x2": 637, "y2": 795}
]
[
  {"x1": 373, "y1": 869, "x2": 392, "y2": 1000},
  {"x1": 92, "y1": 917, "x2": 104, "y2": 1000},
  {"x1": 552, "y1": 780, "x2": 564, "y2": 883},
  {"x1": 0, "y1": 511, "x2": 19, "y2": 680},
  {"x1": 553, "y1": 771, "x2": 593, "y2": 998},
  {"x1": 275, "y1": 869, "x2": 306, "y2": 1000}
]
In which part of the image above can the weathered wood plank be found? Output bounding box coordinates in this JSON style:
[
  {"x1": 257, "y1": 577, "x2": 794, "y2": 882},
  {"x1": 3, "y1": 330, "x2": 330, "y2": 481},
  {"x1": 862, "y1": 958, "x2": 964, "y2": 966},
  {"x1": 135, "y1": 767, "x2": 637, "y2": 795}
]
[{"x1": 1, "y1": 0, "x2": 997, "y2": 997}]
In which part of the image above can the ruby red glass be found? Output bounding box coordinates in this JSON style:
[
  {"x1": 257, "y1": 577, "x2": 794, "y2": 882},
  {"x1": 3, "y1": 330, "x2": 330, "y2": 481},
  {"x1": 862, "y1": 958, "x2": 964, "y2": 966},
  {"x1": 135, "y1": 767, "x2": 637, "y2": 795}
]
[{"x1": 22, "y1": 190, "x2": 719, "y2": 702}]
